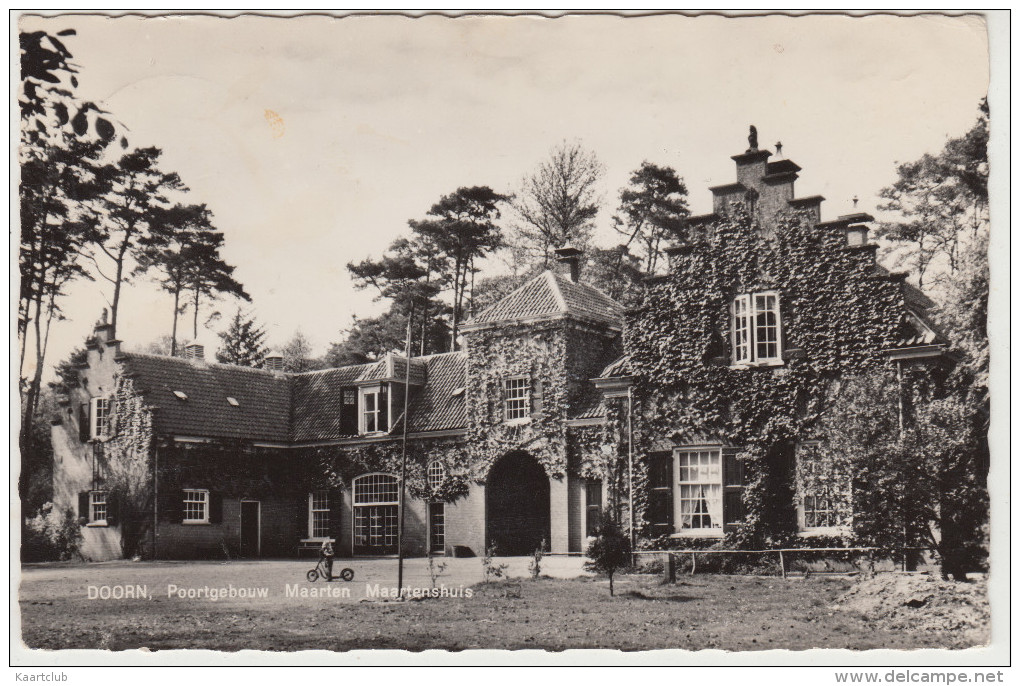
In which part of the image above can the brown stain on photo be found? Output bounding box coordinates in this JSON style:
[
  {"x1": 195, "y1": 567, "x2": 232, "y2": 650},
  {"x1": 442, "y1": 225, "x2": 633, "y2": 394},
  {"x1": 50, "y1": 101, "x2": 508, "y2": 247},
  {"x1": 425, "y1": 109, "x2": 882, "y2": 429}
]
[{"x1": 264, "y1": 109, "x2": 285, "y2": 138}]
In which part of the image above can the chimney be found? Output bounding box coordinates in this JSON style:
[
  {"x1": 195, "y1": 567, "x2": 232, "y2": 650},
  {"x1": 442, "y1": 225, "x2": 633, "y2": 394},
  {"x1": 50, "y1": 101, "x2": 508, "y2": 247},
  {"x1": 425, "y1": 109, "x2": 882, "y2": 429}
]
[
  {"x1": 554, "y1": 246, "x2": 583, "y2": 283},
  {"x1": 263, "y1": 350, "x2": 284, "y2": 372},
  {"x1": 182, "y1": 340, "x2": 205, "y2": 361}
]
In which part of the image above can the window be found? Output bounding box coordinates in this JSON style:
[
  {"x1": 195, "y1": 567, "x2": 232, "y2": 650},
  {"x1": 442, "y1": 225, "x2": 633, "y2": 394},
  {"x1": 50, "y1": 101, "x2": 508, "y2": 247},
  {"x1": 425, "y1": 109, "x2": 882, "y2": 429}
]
[
  {"x1": 309, "y1": 490, "x2": 331, "y2": 539},
  {"x1": 803, "y1": 495, "x2": 836, "y2": 528},
  {"x1": 676, "y1": 449, "x2": 722, "y2": 534},
  {"x1": 585, "y1": 480, "x2": 603, "y2": 538},
  {"x1": 504, "y1": 377, "x2": 530, "y2": 421},
  {"x1": 353, "y1": 474, "x2": 399, "y2": 553},
  {"x1": 732, "y1": 291, "x2": 782, "y2": 365},
  {"x1": 89, "y1": 491, "x2": 108, "y2": 525},
  {"x1": 429, "y1": 502, "x2": 445, "y2": 554},
  {"x1": 89, "y1": 397, "x2": 110, "y2": 440},
  {"x1": 798, "y1": 442, "x2": 841, "y2": 531},
  {"x1": 360, "y1": 386, "x2": 388, "y2": 434},
  {"x1": 427, "y1": 461, "x2": 445, "y2": 491},
  {"x1": 183, "y1": 489, "x2": 209, "y2": 524}
]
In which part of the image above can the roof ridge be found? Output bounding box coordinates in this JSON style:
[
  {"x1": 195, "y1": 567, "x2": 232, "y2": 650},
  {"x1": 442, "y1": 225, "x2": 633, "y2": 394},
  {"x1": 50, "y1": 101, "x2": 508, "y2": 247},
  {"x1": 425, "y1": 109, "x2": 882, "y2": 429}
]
[
  {"x1": 545, "y1": 270, "x2": 569, "y2": 312},
  {"x1": 550, "y1": 270, "x2": 622, "y2": 308},
  {"x1": 124, "y1": 352, "x2": 282, "y2": 376},
  {"x1": 467, "y1": 270, "x2": 551, "y2": 323}
]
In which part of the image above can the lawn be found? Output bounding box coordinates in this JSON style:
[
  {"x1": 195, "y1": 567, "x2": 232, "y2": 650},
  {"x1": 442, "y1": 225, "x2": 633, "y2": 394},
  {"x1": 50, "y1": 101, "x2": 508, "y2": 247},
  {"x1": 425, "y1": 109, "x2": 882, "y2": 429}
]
[{"x1": 18, "y1": 559, "x2": 987, "y2": 652}]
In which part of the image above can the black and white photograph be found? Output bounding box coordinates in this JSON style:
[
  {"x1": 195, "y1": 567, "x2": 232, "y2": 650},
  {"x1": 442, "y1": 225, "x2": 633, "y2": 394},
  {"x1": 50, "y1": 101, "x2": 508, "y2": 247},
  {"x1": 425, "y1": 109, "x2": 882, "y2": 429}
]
[{"x1": 12, "y1": 10, "x2": 1006, "y2": 670}]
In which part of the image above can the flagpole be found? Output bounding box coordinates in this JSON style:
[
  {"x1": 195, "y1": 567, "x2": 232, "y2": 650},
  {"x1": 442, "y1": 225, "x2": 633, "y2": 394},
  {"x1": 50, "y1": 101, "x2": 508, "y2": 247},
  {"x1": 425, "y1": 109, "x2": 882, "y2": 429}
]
[{"x1": 397, "y1": 306, "x2": 413, "y2": 596}]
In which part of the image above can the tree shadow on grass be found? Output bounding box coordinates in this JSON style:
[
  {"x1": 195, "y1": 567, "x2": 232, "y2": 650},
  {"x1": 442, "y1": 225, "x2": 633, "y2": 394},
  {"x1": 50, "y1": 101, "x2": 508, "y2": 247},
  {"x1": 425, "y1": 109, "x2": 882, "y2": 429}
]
[{"x1": 622, "y1": 589, "x2": 695, "y2": 603}]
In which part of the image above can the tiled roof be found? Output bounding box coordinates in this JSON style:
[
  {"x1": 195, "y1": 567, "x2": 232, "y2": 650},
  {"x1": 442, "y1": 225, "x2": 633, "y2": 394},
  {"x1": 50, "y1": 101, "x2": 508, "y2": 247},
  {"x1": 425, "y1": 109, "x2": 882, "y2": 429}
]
[
  {"x1": 598, "y1": 355, "x2": 633, "y2": 379},
  {"x1": 403, "y1": 353, "x2": 467, "y2": 433},
  {"x1": 122, "y1": 354, "x2": 292, "y2": 443},
  {"x1": 290, "y1": 363, "x2": 375, "y2": 441},
  {"x1": 466, "y1": 270, "x2": 624, "y2": 329}
]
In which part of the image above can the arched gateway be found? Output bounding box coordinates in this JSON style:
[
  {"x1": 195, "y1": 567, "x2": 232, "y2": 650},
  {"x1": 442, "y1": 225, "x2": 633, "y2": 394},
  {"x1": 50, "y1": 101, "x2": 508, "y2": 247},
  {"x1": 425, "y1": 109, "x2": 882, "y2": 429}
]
[{"x1": 485, "y1": 451, "x2": 551, "y2": 556}]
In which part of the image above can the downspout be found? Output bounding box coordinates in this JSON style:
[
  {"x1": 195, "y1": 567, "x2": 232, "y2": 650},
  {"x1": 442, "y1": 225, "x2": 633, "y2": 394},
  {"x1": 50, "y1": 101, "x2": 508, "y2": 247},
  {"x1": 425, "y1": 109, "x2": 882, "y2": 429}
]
[
  {"x1": 627, "y1": 387, "x2": 635, "y2": 555},
  {"x1": 152, "y1": 443, "x2": 158, "y2": 561}
]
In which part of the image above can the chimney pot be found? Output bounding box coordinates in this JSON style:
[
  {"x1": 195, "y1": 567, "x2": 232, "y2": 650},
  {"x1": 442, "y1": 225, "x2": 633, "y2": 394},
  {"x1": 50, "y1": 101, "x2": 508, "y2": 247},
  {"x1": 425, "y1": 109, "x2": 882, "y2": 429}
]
[{"x1": 553, "y1": 246, "x2": 583, "y2": 283}]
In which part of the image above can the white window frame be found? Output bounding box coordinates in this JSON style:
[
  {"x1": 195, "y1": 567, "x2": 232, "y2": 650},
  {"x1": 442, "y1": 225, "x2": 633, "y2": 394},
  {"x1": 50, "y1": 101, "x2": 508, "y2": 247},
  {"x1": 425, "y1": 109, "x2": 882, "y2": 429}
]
[
  {"x1": 359, "y1": 385, "x2": 385, "y2": 435},
  {"x1": 427, "y1": 461, "x2": 446, "y2": 491},
  {"x1": 352, "y1": 473, "x2": 400, "y2": 550},
  {"x1": 503, "y1": 376, "x2": 531, "y2": 423},
  {"x1": 797, "y1": 442, "x2": 846, "y2": 535},
  {"x1": 308, "y1": 490, "x2": 331, "y2": 540},
  {"x1": 88, "y1": 490, "x2": 108, "y2": 526},
  {"x1": 731, "y1": 290, "x2": 783, "y2": 366},
  {"x1": 673, "y1": 448, "x2": 724, "y2": 537},
  {"x1": 182, "y1": 488, "x2": 210, "y2": 524},
  {"x1": 89, "y1": 396, "x2": 111, "y2": 440}
]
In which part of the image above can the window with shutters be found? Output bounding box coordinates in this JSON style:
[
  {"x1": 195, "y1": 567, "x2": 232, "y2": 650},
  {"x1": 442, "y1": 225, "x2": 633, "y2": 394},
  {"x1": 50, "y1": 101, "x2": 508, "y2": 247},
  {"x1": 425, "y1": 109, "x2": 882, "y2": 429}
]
[
  {"x1": 309, "y1": 490, "x2": 331, "y2": 539},
  {"x1": 731, "y1": 291, "x2": 783, "y2": 366},
  {"x1": 675, "y1": 448, "x2": 723, "y2": 535},
  {"x1": 360, "y1": 385, "x2": 388, "y2": 434},
  {"x1": 647, "y1": 452, "x2": 673, "y2": 533},
  {"x1": 89, "y1": 491, "x2": 108, "y2": 525},
  {"x1": 503, "y1": 376, "x2": 530, "y2": 422},
  {"x1": 89, "y1": 396, "x2": 111, "y2": 440},
  {"x1": 183, "y1": 489, "x2": 209, "y2": 524}
]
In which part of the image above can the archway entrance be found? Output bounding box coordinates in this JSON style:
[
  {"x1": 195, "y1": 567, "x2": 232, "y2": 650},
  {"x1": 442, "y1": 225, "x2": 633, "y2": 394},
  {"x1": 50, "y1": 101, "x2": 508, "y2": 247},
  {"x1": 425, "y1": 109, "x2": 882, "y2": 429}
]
[{"x1": 486, "y1": 451, "x2": 550, "y2": 556}]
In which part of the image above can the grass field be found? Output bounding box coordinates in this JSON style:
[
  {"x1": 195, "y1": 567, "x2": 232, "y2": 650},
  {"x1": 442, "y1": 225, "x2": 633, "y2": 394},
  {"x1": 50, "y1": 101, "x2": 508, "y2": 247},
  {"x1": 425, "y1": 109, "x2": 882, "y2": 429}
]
[{"x1": 18, "y1": 558, "x2": 986, "y2": 652}]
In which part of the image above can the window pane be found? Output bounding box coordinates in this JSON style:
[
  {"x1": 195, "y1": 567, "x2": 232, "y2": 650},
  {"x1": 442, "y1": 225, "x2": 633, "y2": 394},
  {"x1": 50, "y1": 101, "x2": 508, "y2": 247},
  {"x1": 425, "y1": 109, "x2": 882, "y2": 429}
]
[
  {"x1": 676, "y1": 451, "x2": 722, "y2": 530},
  {"x1": 353, "y1": 474, "x2": 399, "y2": 505}
]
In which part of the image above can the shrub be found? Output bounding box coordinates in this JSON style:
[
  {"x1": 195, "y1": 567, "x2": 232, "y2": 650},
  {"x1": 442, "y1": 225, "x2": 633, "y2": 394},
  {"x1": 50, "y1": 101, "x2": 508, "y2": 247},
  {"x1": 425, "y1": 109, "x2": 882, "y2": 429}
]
[
  {"x1": 480, "y1": 544, "x2": 508, "y2": 582},
  {"x1": 23, "y1": 503, "x2": 82, "y2": 562}
]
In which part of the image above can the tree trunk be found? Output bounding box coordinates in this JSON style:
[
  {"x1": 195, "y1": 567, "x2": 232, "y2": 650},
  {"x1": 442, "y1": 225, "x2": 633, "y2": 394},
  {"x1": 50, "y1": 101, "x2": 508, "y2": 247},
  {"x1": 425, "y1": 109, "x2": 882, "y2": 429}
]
[
  {"x1": 192, "y1": 288, "x2": 200, "y2": 340},
  {"x1": 170, "y1": 287, "x2": 181, "y2": 356},
  {"x1": 609, "y1": 571, "x2": 615, "y2": 597}
]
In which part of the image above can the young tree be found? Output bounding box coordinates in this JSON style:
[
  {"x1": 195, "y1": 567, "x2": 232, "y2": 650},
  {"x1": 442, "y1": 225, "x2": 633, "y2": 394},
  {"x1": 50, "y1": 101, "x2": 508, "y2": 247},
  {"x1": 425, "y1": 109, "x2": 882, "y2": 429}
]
[
  {"x1": 93, "y1": 147, "x2": 186, "y2": 337},
  {"x1": 410, "y1": 186, "x2": 507, "y2": 348},
  {"x1": 216, "y1": 309, "x2": 269, "y2": 368},
  {"x1": 584, "y1": 510, "x2": 632, "y2": 597},
  {"x1": 510, "y1": 140, "x2": 605, "y2": 267},
  {"x1": 612, "y1": 161, "x2": 689, "y2": 275},
  {"x1": 280, "y1": 329, "x2": 316, "y2": 373}
]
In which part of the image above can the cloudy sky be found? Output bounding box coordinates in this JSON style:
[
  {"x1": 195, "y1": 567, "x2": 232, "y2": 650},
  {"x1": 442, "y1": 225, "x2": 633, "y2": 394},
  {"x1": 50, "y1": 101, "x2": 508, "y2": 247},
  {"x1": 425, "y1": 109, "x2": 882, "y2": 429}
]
[{"x1": 18, "y1": 12, "x2": 991, "y2": 373}]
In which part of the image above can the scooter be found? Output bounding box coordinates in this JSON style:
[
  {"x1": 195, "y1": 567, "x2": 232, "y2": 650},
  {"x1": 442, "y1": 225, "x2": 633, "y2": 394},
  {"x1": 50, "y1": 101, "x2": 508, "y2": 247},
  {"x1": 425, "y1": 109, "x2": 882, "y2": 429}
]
[{"x1": 306, "y1": 556, "x2": 354, "y2": 582}]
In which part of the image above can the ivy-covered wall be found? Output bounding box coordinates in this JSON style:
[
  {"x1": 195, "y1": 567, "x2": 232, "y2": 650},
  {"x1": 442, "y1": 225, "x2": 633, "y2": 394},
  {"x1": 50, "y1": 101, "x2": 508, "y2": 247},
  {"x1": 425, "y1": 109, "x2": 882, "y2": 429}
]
[
  {"x1": 621, "y1": 205, "x2": 909, "y2": 547},
  {"x1": 464, "y1": 319, "x2": 620, "y2": 480}
]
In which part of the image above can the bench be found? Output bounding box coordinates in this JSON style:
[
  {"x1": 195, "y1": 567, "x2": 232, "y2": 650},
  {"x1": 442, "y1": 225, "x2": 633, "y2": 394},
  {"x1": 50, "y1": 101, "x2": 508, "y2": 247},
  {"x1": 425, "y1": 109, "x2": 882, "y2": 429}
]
[{"x1": 297, "y1": 539, "x2": 333, "y2": 557}]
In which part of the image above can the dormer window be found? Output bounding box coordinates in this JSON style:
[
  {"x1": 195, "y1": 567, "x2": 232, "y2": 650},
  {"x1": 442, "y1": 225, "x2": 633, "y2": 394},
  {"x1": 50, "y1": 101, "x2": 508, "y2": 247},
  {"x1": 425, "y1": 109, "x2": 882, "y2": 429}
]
[
  {"x1": 360, "y1": 385, "x2": 389, "y2": 434},
  {"x1": 732, "y1": 291, "x2": 783, "y2": 366},
  {"x1": 504, "y1": 377, "x2": 531, "y2": 422}
]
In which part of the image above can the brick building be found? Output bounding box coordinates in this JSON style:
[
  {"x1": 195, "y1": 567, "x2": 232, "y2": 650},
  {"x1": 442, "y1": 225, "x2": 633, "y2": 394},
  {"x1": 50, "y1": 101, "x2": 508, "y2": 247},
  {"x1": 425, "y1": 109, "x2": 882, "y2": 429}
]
[{"x1": 50, "y1": 132, "x2": 947, "y2": 561}]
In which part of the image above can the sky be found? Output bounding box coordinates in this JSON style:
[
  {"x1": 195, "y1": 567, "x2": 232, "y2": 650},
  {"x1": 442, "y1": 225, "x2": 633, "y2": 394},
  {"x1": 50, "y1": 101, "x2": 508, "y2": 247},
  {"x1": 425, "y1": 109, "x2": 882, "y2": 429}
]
[{"x1": 17, "y1": 12, "x2": 991, "y2": 376}]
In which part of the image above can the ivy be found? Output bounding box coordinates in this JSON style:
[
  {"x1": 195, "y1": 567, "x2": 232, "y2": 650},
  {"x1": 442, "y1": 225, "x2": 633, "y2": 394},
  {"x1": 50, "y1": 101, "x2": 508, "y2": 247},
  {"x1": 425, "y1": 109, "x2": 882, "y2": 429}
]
[{"x1": 622, "y1": 205, "x2": 907, "y2": 547}]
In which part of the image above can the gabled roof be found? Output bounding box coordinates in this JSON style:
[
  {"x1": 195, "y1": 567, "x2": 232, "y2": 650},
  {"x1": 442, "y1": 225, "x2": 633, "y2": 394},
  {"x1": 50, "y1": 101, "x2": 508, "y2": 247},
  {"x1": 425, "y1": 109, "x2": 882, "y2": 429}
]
[
  {"x1": 465, "y1": 270, "x2": 624, "y2": 330},
  {"x1": 122, "y1": 353, "x2": 292, "y2": 443}
]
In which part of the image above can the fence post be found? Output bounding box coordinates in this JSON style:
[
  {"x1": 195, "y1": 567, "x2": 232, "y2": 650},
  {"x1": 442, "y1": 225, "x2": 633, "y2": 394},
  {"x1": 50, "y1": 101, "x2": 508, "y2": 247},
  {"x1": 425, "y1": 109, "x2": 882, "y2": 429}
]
[
  {"x1": 665, "y1": 553, "x2": 677, "y2": 584},
  {"x1": 778, "y1": 550, "x2": 786, "y2": 579},
  {"x1": 690, "y1": 551, "x2": 696, "y2": 576}
]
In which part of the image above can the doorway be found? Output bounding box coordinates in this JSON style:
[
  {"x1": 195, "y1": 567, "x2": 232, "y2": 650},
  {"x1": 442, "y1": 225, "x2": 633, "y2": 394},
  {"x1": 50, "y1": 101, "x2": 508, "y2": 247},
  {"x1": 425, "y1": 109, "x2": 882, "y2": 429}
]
[
  {"x1": 240, "y1": 500, "x2": 261, "y2": 557},
  {"x1": 485, "y1": 451, "x2": 550, "y2": 556}
]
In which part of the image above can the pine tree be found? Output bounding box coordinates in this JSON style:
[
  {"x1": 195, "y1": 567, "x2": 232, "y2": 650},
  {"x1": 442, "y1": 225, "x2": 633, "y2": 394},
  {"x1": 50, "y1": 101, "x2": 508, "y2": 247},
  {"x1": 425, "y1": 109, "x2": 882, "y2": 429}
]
[{"x1": 216, "y1": 309, "x2": 269, "y2": 368}]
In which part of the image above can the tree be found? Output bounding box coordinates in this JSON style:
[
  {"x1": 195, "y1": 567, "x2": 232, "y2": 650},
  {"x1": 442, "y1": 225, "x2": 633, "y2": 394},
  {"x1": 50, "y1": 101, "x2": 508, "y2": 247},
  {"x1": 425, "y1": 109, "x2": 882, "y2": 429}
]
[
  {"x1": 18, "y1": 27, "x2": 119, "y2": 455},
  {"x1": 876, "y1": 102, "x2": 988, "y2": 293},
  {"x1": 323, "y1": 309, "x2": 450, "y2": 368},
  {"x1": 134, "y1": 203, "x2": 247, "y2": 353},
  {"x1": 582, "y1": 245, "x2": 645, "y2": 306},
  {"x1": 216, "y1": 309, "x2": 269, "y2": 368},
  {"x1": 510, "y1": 140, "x2": 605, "y2": 267},
  {"x1": 93, "y1": 147, "x2": 186, "y2": 338},
  {"x1": 410, "y1": 186, "x2": 507, "y2": 348},
  {"x1": 818, "y1": 372, "x2": 987, "y2": 580},
  {"x1": 280, "y1": 329, "x2": 316, "y2": 373},
  {"x1": 584, "y1": 510, "x2": 632, "y2": 597},
  {"x1": 612, "y1": 161, "x2": 689, "y2": 275}
]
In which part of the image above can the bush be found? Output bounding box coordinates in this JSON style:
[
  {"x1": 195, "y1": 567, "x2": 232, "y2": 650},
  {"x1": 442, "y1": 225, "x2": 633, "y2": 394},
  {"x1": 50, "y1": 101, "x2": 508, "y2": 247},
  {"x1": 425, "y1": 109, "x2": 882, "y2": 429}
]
[
  {"x1": 584, "y1": 510, "x2": 632, "y2": 596},
  {"x1": 23, "y1": 503, "x2": 82, "y2": 562}
]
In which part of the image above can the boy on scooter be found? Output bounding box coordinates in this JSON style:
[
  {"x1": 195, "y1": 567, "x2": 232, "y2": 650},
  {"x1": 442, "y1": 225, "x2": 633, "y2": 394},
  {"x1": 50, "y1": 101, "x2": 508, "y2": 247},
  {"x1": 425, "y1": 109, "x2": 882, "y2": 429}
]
[{"x1": 319, "y1": 539, "x2": 335, "y2": 581}]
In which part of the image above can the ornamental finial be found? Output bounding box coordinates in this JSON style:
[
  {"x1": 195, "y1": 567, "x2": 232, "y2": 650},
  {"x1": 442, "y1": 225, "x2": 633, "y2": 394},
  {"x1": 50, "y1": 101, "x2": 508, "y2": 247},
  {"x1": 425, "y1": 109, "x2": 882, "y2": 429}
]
[{"x1": 747, "y1": 125, "x2": 758, "y2": 152}]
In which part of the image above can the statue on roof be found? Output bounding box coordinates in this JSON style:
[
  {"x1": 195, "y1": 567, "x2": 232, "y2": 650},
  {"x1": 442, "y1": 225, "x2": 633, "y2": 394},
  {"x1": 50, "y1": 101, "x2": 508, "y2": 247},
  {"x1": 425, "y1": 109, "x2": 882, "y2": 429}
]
[{"x1": 747, "y1": 125, "x2": 758, "y2": 152}]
